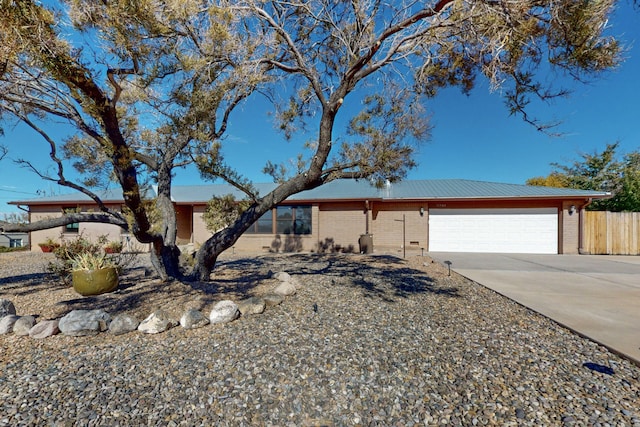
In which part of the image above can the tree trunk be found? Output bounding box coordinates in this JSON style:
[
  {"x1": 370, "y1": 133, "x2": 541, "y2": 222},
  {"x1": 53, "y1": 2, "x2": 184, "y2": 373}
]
[
  {"x1": 190, "y1": 108, "x2": 338, "y2": 281},
  {"x1": 151, "y1": 162, "x2": 183, "y2": 281},
  {"x1": 150, "y1": 240, "x2": 182, "y2": 281},
  {"x1": 191, "y1": 249, "x2": 219, "y2": 282},
  {"x1": 191, "y1": 215, "x2": 253, "y2": 281}
]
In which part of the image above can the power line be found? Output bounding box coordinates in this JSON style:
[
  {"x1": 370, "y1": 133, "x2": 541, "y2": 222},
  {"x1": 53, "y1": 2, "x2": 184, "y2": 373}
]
[{"x1": 0, "y1": 188, "x2": 38, "y2": 195}]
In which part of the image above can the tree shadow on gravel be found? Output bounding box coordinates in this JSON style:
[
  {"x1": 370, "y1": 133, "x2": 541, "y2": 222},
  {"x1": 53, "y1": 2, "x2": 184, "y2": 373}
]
[
  {"x1": 0, "y1": 272, "x2": 65, "y2": 294},
  {"x1": 2, "y1": 253, "x2": 457, "y2": 317},
  {"x1": 251, "y1": 253, "x2": 460, "y2": 302},
  {"x1": 43, "y1": 259, "x2": 274, "y2": 317},
  {"x1": 206, "y1": 257, "x2": 272, "y2": 297}
]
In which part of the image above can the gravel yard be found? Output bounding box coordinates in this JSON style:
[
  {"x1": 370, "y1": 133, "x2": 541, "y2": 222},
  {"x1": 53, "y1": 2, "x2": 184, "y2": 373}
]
[{"x1": 1, "y1": 251, "x2": 639, "y2": 426}]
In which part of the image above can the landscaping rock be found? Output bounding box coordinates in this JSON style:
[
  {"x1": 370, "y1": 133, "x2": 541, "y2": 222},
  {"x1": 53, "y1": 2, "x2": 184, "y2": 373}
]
[
  {"x1": 209, "y1": 300, "x2": 239, "y2": 324},
  {"x1": 273, "y1": 271, "x2": 300, "y2": 287},
  {"x1": 0, "y1": 298, "x2": 16, "y2": 318},
  {"x1": 273, "y1": 281, "x2": 297, "y2": 296},
  {"x1": 272, "y1": 271, "x2": 292, "y2": 282},
  {"x1": 109, "y1": 314, "x2": 140, "y2": 335},
  {"x1": 238, "y1": 297, "x2": 266, "y2": 316},
  {"x1": 13, "y1": 315, "x2": 36, "y2": 336},
  {"x1": 29, "y1": 320, "x2": 59, "y2": 339},
  {"x1": 262, "y1": 293, "x2": 285, "y2": 307},
  {"x1": 138, "y1": 309, "x2": 177, "y2": 334},
  {"x1": 0, "y1": 314, "x2": 20, "y2": 334},
  {"x1": 58, "y1": 309, "x2": 112, "y2": 337},
  {"x1": 180, "y1": 308, "x2": 209, "y2": 329}
]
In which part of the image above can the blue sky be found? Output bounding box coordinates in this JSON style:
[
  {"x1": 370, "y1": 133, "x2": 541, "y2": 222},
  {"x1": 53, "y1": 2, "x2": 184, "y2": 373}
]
[{"x1": 1, "y1": 2, "x2": 639, "y2": 215}]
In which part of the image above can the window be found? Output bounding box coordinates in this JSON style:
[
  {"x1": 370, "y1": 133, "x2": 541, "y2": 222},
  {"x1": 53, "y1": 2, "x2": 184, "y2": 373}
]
[
  {"x1": 63, "y1": 207, "x2": 80, "y2": 234},
  {"x1": 256, "y1": 209, "x2": 273, "y2": 233},
  {"x1": 9, "y1": 238, "x2": 23, "y2": 248},
  {"x1": 245, "y1": 205, "x2": 311, "y2": 235},
  {"x1": 276, "y1": 206, "x2": 293, "y2": 234},
  {"x1": 245, "y1": 209, "x2": 273, "y2": 234},
  {"x1": 293, "y1": 206, "x2": 312, "y2": 234}
]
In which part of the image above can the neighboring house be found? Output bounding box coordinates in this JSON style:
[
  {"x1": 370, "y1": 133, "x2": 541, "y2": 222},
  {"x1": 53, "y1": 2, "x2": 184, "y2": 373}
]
[
  {"x1": 9, "y1": 179, "x2": 610, "y2": 255},
  {"x1": 0, "y1": 231, "x2": 29, "y2": 248}
]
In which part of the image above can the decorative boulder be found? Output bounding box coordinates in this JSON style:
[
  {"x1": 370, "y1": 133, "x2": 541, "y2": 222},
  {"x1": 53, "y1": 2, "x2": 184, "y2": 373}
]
[
  {"x1": 138, "y1": 309, "x2": 177, "y2": 334},
  {"x1": 0, "y1": 299, "x2": 16, "y2": 319},
  {"x1": 29, "y1": 320, "x2": 59, "y2": 339},
  {"x1": 262, "y1": 293, "x2": 285, "y2": 307},
  {"x1": 273, "y1": 271, "x2": 300, "y2": 286},
  {"x1": 272, "y1": 271, "x2": 292, "y2": 282},
  {"x1": 180, "y1": 309, "x2": 209, "y2": 329},
  {"x1": 0, "y1": 315, "x2": 20, "y2": 334},
  {"x1": 238, "y1": 297, "x2": 266, "y2": 316},
  {"x1": 209, "y1": 300, "x2": 240, "y2": 325},
  {"x1": 58, "y1": 309, "x2": 111, "y2": 337},
  {"x1": 13, "y1": 315, "x2": 36, "y2": 336},
  {"x1": 273, "y1": 281, "x2": 297, "y2": 296},
  {"x1": 109, "y1": 314, "x2": 140, "y2": 335}
]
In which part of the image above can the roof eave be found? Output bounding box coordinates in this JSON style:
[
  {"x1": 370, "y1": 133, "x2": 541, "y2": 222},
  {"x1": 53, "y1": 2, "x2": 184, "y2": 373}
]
[
  {"x1": 8, "y1": 199, "x2": 125, "y2": 206},
  {"x1": 384, "y1": 193, "x2": 611, "y2": 202}
]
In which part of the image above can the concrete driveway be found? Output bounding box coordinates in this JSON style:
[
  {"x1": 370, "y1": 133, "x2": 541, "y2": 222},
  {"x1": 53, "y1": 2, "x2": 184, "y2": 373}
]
[{"x1": 429, "y1": 252, "x2": 640, "y2": 364}]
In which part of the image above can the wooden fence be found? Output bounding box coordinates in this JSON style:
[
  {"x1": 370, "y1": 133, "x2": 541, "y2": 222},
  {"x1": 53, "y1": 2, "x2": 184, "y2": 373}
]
[{"x1": 583, "y1": 211, "x2": 640, "y2": 255}]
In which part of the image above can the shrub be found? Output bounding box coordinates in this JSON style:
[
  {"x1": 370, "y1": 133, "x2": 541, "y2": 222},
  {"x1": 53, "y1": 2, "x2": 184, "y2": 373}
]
[
  {"x1": 71, "y1": 252, "x2": 116, "y2": 270},
  {"x1": 38, "y1": 237, "x2": 61, "y2": 252},
  {"x1": 104, "y1": 241, "x2": 123, "y2": 254},
  {"x1": 0, "y1": 246, "x2": 29, "y2": 253}
]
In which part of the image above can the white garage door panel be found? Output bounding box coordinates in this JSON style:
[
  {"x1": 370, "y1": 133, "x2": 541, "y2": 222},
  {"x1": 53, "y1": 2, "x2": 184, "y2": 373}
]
[{"x1": 429, "y1": 208, "x2": 558, "y2": 254}]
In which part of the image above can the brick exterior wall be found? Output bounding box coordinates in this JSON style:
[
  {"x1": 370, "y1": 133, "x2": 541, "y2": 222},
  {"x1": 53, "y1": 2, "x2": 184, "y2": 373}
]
[
  {"x1": 192, "y1": 204, "x2": 320, "y2": 253},
  {"x1": 370, "y1": 202, "x2": 428, "y2": 255},
  {"x1": 317, "y1": 202, "x2": 367, "y2": 252},
  {"x1": 561, "y1": 201, "x2": 580, "y2": 254},
  {"x1": 28, "y1": 203, "x2": 136, "y2": 251}
]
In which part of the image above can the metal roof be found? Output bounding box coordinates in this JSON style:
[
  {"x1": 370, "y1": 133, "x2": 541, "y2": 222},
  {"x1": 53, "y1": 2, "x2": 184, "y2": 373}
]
[
  {"x1": 9, "y1": 188, "x2": 128, "y2": 205},
  {"x1": 8, "y1": 187, "x2": 160, "y2": 206},
  {"x1": 382, "y1": 179, "x2": 609, "y2": 199},
  {"x1": 174, "y1": 179, "x2": 609, "y2": 202},
  {"x1": 170, "y1": 180, "x2": 383, "y2": 202},
  {"x1": 10, "y1": 179, "x2": 609, "y2": 205}
]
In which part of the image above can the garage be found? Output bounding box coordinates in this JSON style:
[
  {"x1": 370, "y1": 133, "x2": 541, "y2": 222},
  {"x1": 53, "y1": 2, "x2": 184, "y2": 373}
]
[{"x1": 428, "y1": 208, "x2": 558, "y2": 254}]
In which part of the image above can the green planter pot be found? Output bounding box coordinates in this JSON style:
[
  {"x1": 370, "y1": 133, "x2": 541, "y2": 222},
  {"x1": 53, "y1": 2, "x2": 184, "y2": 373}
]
[{"x1": 72, "y1": 267, "x2": 119, "y2": 296}]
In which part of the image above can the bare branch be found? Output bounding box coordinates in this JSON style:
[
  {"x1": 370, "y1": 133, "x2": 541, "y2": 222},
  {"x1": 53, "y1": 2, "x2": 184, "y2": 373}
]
[
  {"x1": 248, "y1": 4, "x2": 327, "y2": 104},
  {"x1": 0, "y1": 212, "x2": 127, "y2": 234},
  {"x1": 16, "y1": 115, "x2": 123, "y2": 218}
]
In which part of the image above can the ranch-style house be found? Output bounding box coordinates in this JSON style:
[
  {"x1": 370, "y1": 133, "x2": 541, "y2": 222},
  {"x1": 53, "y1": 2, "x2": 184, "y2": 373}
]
[{"x1": 9, "y1": 179, "x2": 610, "y2": 255}]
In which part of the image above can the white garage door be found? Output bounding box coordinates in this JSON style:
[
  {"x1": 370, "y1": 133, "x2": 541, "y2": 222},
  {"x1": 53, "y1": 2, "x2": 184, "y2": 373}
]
[{"x1": 429, "y1": 208, "x2": 558, "y2": 254}]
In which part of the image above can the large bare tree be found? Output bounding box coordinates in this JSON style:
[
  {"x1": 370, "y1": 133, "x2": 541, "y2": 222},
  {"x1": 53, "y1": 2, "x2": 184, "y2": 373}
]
[{"x1": 1, "y1": 0, "x2": 621, "y2": 281}]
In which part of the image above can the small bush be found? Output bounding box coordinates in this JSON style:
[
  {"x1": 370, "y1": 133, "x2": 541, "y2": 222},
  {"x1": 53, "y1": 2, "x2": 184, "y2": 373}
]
[
  {"x1": 71, "y1": 251, "x2": 117, "y2": 270},
  {"x1": 104, "y1": 241, "x2": 123, "y2": 253},
  {"x1": 0, "y1": 246, "x2": 29, "y2": 253}
]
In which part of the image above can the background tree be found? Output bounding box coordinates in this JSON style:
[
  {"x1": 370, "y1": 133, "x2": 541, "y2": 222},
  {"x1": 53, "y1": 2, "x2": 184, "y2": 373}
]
[
  {"x1": 526, "y1": 173, "x2": 568, "y2": 188},
  {"x1": 526, "y1": 143, "x2": 640, "y2": 211},
  {"x1": 613, "y1": 151, "x2": 640, "y2": 211},
  {"x1": 1, "y1": 0, "x2": 622, "y2": 281},
  {"x1": 203, "y1": 195, "x2": 252, "y2": 234},
  {"x1": 2, "y1": 212, "x2": 28, "y2": 224}
]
